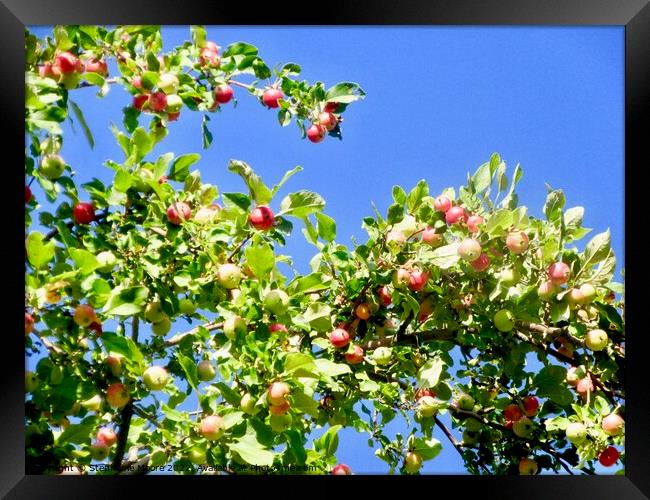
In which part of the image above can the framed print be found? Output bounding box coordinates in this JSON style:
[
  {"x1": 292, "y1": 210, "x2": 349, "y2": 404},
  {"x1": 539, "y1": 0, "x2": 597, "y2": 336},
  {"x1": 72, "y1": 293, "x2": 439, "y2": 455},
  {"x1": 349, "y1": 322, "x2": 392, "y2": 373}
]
[{"x1": 4, "y1": 0, "x2": 649, "y2": 498}]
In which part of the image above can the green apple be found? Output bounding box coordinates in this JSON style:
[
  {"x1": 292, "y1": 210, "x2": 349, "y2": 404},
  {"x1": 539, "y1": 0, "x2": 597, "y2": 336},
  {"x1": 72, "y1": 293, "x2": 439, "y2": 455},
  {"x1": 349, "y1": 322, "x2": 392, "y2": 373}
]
[
  {"x1": 223, "y1": 315, "x2": 247, "y2": 340},
  {"x1": 133, "y1": 167, "x2": 155, "y2": 192},
  {"x1": 158, "y1": 72, "x2": 179, "y2": 94},
  {"x1": 269, "y1": 413, "x2": 292, "y2": 433},
  {"x1": 565, "y1": 422, "x2": 587, "y2": 445},
  {"x1": 25, "y1": 371, "x2": 39, "y2": 392},
  {"x1": 456, "y1": 393, "x2": 475, "y2": 411},
  {"x1": 187, "y1": 447, "x2": 207, "y2": 465},
  {"x1": 584, "y1": 329, "x2": 609, "y2": 351},
  {"x1": 80, "y1": 394, "x2": 103, "y2": 412},
  {"x1": 96, "y1": 251, "x2": 118, "y2": 272},
  {"x1": 417, "y1": 395, "x2": 438, "y2": 417},
  {"x1": 494, "y1": 309, "x2": 516, "y2": 332},
  {"x1": 196, "y1": 360, "x2": 216, "y2": 382},
  {"x1": 404, "y1": 451, "x2": 423, "y2": 474},
  {"x1": 579, "y1": 283, "x2": 597, "y2": 304},
  {"x1": 144, "y1": 301, "x2": 165, "y2": 323},
  {"x1": 240, "y1": 393, "x2": 260, "y2": 415},
  {"x1": 143, "y1": 366, "x2": 170, "y2": 391},
  {"x1": 519, "y1": 458, "x2": 538, "y2": 475},
  {"x1": 263, "y1": 289, "x2": 289, "y2": 316},
  {"x1": 178, "y1": 298, "x2": 196, "y2": 315},
  {"x1": 372, "y1": 347, "x2": 393, "y2": 366},
  {"x1": 151, "y1": 316, "x2": 171, "y2": 336},
  {"x1": 499, "y1": 267, "x2": 520, "y2": 287},
  {"x1": 165, "y1": 94, "x2": 183, "y2": 113},
  {"x1": 90, "y1": 442, "x2": 110, "y2": 461},
  {"x1": 512, "y1": 416, "x2": 534, "y2": 438},
  {"x1": 217, "y1": 264, "x2": 242, "y2": 290},
  {"x1": 39, "y1": 154, "x2": 66, "y2": 179}
]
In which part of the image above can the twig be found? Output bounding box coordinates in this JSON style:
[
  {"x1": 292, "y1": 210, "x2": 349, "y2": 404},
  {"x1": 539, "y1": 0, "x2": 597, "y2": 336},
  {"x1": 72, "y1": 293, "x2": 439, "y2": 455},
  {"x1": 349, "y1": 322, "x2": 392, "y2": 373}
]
[{"x1": 165, "y1": 320, "x2": 223, "y2": 346}]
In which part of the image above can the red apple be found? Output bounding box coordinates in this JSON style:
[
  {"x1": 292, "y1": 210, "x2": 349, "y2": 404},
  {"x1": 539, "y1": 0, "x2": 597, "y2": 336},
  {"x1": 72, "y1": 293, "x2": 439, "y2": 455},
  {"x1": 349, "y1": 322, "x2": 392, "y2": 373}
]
[
  {"x1": 106, "y1": 383, "x2": 129, "y2": 409},
  {"x1": 148, "y1": 91, "x2": 168, "y2": 112},
  {"x1": 329, "y1": 328, "x2": 351, "y2": 349},
  {"x1": 25, "y1": 185, "x2": 33, "y2": 203},
  {"x1": 519, "y1": 458, "x2": 538, "y2": 475},
  {"x1": 576, "y1": 377, "x2": 594, "y2": 398},
  {"x1": 73, "y1": 304, "x2": 97, "y2": 327},
  {"x1": 537, "y1": 280, "x2": 557, "y2": 300},
  {"x1": 458, "y1": 238, "x2": 482, "y2": 261},
  {"x1": 522, "y1": 396, "x2": 539, "y2": 417},
  {"x1": 434, "y1": 196, "x2": 452, "y2": 213},
  {"x1": 467, "y1": 215, "x2": 484, "y2": 233},
  {"x1": 598, "y1": 446, "x2": 620, "y2": 467},
  {"x1": 262, "y1": 88, "x2": 283, "y2": 108},
  {"x1": 445, "y1": 206, "x2": 466, "y2": 224},
  {"x1": 55, "y1": 52, "x2": 81, "y2": 74},
  {"x1": 318, "y1": 111, "x2": 338, "y2": 131},
  {"x1": 307, "y1": 124, "x2": 326, "y2": 143},
  {"x1": 415, "y1": 387, "x2": 436, "y2": 401},
  {"x1": 355, "y1": 303, "x2": 371, "y2": 320},
  {"x1": 504, "y1": 403, "x2": 524, "y2": 422},
  {"x1": 249, "y1": 206, "x2": 275, "y2": 230},
  {"x1": 269, "y1": 401, "x2": 290, "y2": 415},
  {"x1": 506, "y1": 231, "x2": 530, "y2": 254},
  {"x1": 332, "y1": 463, "x2": 352, "y2": 475},
  {"x1": 214, "y1": 84, "x2": 234, "y2": 104},
  {"x1": 470, "y1": 253, "x2": 490, "y2": 272},
  {"x1": 25, "y1": 312, "x2": 34, "y2": 335},
  {"x1": 133, "y1": 94, "x2": 148, "y2": 110},
  {"x1": 602, "y1": 413, "x2": 624, "y2": 436},
  {"x1": 166, "y1": 202, "x2": 192, "y2": 225},
  {"x1": 421, "y1": 227, "x2": 443, "y2": 246},
  {"x1": 200, "y1": 415, "x2": 225, "y2": 440},
  {"x1": 345, "y1": 345, "x2": 365, "y2": 365},
  {"x1": 408, "y1": 270, "x2": 429, "y2": 292},
  {"x1": 96, "y1": 427, "x2": 117, "y2": 447},
  {"x1": 84, "y1": 58, "x2": 108, "y2": 76},
  {"x1": 268, "y1": 382, "x2": 291, "y2": 406},
  {"x1": 378, "y1": 286, "x2": 392, "y2": 306},
  {"x1": 269, "y1": 323, "x2": 289, "y2": 334},
  {"x1": 73, "y1": 202, "x2": 96, "y2": 224},
  {"x1": 324, "y1": 102, "x2": 339, "y2": 113},
  {"x1": 548, "y1": 261, "x2": 571, "y2": 286}
]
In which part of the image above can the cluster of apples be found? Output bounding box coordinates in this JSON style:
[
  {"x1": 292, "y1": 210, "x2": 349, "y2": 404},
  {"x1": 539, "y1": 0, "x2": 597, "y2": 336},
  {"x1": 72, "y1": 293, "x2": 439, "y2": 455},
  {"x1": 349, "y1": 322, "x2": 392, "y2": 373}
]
[
  {"x1": 89, "y1": 427, "x2": 118, "y2": 461},
  {"x1": 502, "y1": 396, "x2": 540, "y2": 439},
  {"x1": 131, "y1": 71, "x2": 184, "y2": 121},
  {"x1": 306, "y1": 102, "x2": 340, "y2": 144},
  {"x1": 564, "y1": 412, "x2": 623, "y2": 467},
  {"x1": 38, "y1": 51, "x2": 108, "y2": 89},
  {"x1": 73, "y1": 303, "x2": 103, "y2": 336},
  {"x1": 267, "y1": 382, "x2": 293, "y2": 432}
]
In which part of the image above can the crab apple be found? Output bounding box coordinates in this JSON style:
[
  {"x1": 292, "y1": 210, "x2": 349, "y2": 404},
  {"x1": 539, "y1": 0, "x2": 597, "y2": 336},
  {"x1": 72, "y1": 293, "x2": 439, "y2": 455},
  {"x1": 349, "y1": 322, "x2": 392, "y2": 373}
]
[
  {"x1": 319, "y1": 111, "x2": 338, "y2": 131},
  {"x1": 96, "y1": 251, "x2": 118, "y2": 272},
  {"x1": 178, "y1": 298, "x2": 196, "y2": 315},
  {"x1": 131, "y1": 75, "x2": 143, "y2": 89},
  {"x1": 421, "y1": 227, "x2": 443, "y2": 246},
  {"x1": 345, "y1": 345, "x2": 365, "y2": 365},
  {"x1": 417, "y1": 395, "x2": 438, "y2": 418},
  {"x1": 249, "y1": 205, "x2": 275, "y2": 230},
  {"x1": 39, "y1": 62, "x2": 62, "y2": 80},
  {"x1": 55, "y1": 52, "x2": 81, "y2": 74},
  {"x1": 506, "y1": 231, "x2": 529, "y2": 254},
  {"x1": 537, "y1": 280, "x2": 557, "y2": 301},
  {"x1": 25, "y1": 185, "x2": 33, "y2": 204},
  {"x1": 392, "y1": 268, "x2": 411, "y2": 289},
  {"x1": 133, "y1": 94, "x2": 148, "y2": 110},
  {"x1": 512, "y1": 416, "x2": 534, "y2": 438},
  {"x1": 355, "y1": 303, "x2": 371, "y2": 320},
  {"x1": 408, "y1": 270, "x2": 428, "y2": 292},
  {"x1": 144, "y1": 301, "x2": 165, "y2": 323},
  {"x1": 96, "y1": 427, "x2": 117, "y2": 447},
  {"x1": 90, "y1": 442, "x2": 110, "y2": 461},
  {"x1": 323, "y1": 101, "x2": 339, "y2": 112},
  {"x1": 166, "y1": 201, "x2": 192, "y2": 225},
  {"x1": 404, "y1": 452, "x2": 423, "y2": 474},
  {"x1": 240, "y1": 393, "x2": 260, "y2": 415},
  {"x1": 378, "y1": 286, "x2": 392, "y2": 306},
  {"x1": 262, "y1": 88, "x2": 283, "y2": 108},
  {"x1": 25, "y1": 313, "x2": 34, "y2": 335},
  {"x1": 519, "y1": 458, "x2": 538, "y2": 475},
  {"x1": 25, "y1": 371, "x2": 39, "y2": 392},
  {"x1": 434, "y1": 195, "x2": 452, "y2": 213},
  {"x1": 157, "y1": 72, "x2": 179, "y2": 94},
  {"x1": 151, "y1": 316, "x2": 171, "y2": 336},
  {"x1": 73, "y1": 202, "x2": 96, "y2": 225},
  {"x1": 415, "y1": 387, "x2": 436, "y2": 401},
  {"x1": 470, "y1": 253, "x2": 490, "y2": 272},
  {"x1": 148, "y1": 91, "x2": 168, "y2": 112},
  {"x1": 445, "y1": 205, "x2": 466, "y2": 224},
  {"x1": 576, "y1": 377, "x2": 594, "y2": 398},
  {"x1": 214, "y1": 84, "x2": 234, "y2": 103},
  {"x1": 330, "y1": 328, "x2": 351, "y2": 349},
  {"x1": 269, "y1": 401, "x2": 290, "y2": 416},
  {"x1": 548, "y1": 261, "x2": 571, "y2": 286},
  {"x1": 467, "y1": 215, "x2": 484, "y2": 233},
  {"x1": 567, "y1": 287, "x2": 586, "y2": 308},
  {"x1": 106, "y1": 383, "x2": 129, "y2": 409},
  {"x1": 386, "y1": 231, "x2": 407, "y2": 250},
  {"x1": 203, "y1": 41, "x2": 219, "y2": 53},
  {"x1": 165, "y1": 94, "x2": 183, "y2": 113},
  {"x1": 73, "y1": 304, "x2": 96, "y2": 327},
  {"x1": 602, "y1": 413, "x2": 624, "y2": 436},
  {"x1": 566, "y1": 365, "x2": 586, "y2": 386},
  {"x1": 195, "y1": 205, "x2": 220, "y2": 224},
  {"x1": 332, "y1": 464, "x2": 352, "y2": 475},
  {"x1": 599, "y1": 446, "x2": 620, "y2": 467},
  {"x1": 504, "y1": 404, "x2": 524, "y2": 422},
  {"x1": 223, "y1": 315, "x2": 247, "y2": 340},
  {"x1": 268, "y1": 382, "x2": 291, "y2": 406},
  {"x1": 264, "y1": 289, "x2": 290, "y2": 315},
  {"x1": 197, "y1": 360, "x2": 216, "y2": 382},
  {"x1": 199, "y1": 47, "x2": 220, "y2": 67},
  {"x1": 84, "y1": 58, "x2": 108, "y2": 76},
  {"x1": 372, "y1": 347, "x2": 393, "y2": 366},
  {"x1": 493, "y1": 309, "x2": 515, "y2": 332},
  {"x1": 523, "y1": 396, "x2": 539, "y2": 417},
  {"x1": 40, "y1": 154, "x2": 65, "y2": 179},
  {"x1": 307, "y1": 124, "x2": 327, "y2": 143},
  {"x1": 578, "y1": 283, "x2": 597, "y2": 304},
  {"x1": 585, "y1": 329, "x2": 609, "y2": 351},
  {"x1": 455, "y1": 393, "x2": 475, "y2": 411},
  {"x1": 565, "y1": 422, "x2": 587, "y2": 445},
  {"x1": 269, "y1": 323, "x2": 289, "y2": 334},
  {"x1": 269, "y1": 413, "x2": 292, "y2": 433},
  {"x1": 187, "y1": 447, "x2": 207, "y2": 465},
  {"x1": 106, "y1": 354, "x2": 123, "y2": 377},
  {"x1": 200, "y1": 415, "x2": 225, "y2": 440},
  {"x1": 217, "y1": 263, "x2": 242, "y2": 290}
]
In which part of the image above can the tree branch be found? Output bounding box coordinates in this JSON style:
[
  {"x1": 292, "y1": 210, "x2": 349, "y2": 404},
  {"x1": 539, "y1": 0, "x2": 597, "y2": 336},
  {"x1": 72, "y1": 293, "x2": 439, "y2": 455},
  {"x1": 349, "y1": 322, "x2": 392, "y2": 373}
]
[{"x1": 165, "y1": 320, "x2": 223, "y2": 346}]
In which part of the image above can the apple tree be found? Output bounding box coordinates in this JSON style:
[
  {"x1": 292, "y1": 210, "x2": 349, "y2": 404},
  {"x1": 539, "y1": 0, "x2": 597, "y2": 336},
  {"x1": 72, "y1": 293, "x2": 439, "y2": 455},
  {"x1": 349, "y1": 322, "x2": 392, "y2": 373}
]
[{"x1": 25, "y1": 25, "x2": 625, "y2": 476}]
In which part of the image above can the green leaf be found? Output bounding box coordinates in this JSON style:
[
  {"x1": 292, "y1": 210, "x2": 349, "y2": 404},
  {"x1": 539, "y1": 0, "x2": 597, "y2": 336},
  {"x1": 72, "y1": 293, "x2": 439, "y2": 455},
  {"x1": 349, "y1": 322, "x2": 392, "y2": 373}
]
[
  {"x1": 283, "y1": 352, "x2": 318, "y2": 378},
  {"x1": 57, "y1": 416, "x2": 96, "y2": 445},
  {"x1": 271, "y1": 166, "x2": 303, "y2": 197},
  {"x1": 386, "y1": 203, "x2": 404, "y2": 224},
  {"x1": 222, "y1": 192, "x2": 251, "y2": 212},
  {"x1": 279, "y1": 190, "x2": 325, "y2": 218},
  {"x1": 169, "y1": 154, "x2": 201, "y2": 182},
  {"x1": 100, "y1": 331, "x2": 145, "y2": 370},
  {"x1": 26, "y1": 231, "x2": 55, "y2": 269},
  {"x1": 499, "y1": 164, "x2": 523, "y2": 209},
  {"x1": 291, "y1": 391, "x2": 319, "y2": 418},
  {"x1": 201, "y1": 115, "x2": 213, "y2": 150},
  {"x1": 230, "y1": 428, "x2": 275, "y2": 466},
  {"x1": 223, "y1": 42, "x2": 259, "y2": 56},
  {"x1": 114, "y1": 168, "x2": 132, "y2": 193},
  {"x1": 543, "y1": 188, "x2": 566, "y2": 222},
  {"x1": 68, "y1": 248, "x2": 100, "y2": 275},
  {"x1": 176, "y1": 353, "x2": 199, "y2": 392},
  {"x1": 314, "y1": 359, "x2": 351, "y2": 377},
  {"x1": 295, "y1": 302, "x2": 332, "y2": 332},
  {"x1": 407, "y1": 179, "x2": 429, "y2": 213},
  {"x1": 550, "y1": 301, "x2": 570, "y2": 323},
  {"x1": 544, "y1": 416, "x2": 570, "y2": 432},
  {"x1": 417, "y1": 357, "x2": 444, "y2": 388},
  {"x1": 290, "y1": 273, "x2": 331, "y2": 295},
  {"x1": 564, "y1": 206, "x2": 584, "y2": 228},
  {"x1": 423, "y1": 243, "x2": 460, "y2": 270},
  {"x1": 315, "y1": 213, "x2": 336, "y2": 242},
  {"x1": 190, "y1": 25, "x2": 207, "y2": 47},
  {"x1": 485, "y1": 209, "x2": 513, "y2": 236},
  {"x1": 215, "y1": 382, "x2": 243, "y2": 407},
  {"x1": 583, "y1": 229, "x2": 611, "y2": 266},
  {"x1": 324, "y1": 82, "x2": 366, "y2": 104},
  {"x1": 534, "y1": 366, "x2": 567, "y2": 393},
  {"x1": 244, "y1": 242, "x2": 275, "y2": 281},
  {"x1": 102, "y1": 285, "x2": 149, "y2": 316},
  {"x1": 392, "y1": 185, "x2": 407, "y2": 205},
  {"x1": 314, "y1": 425, "x2": 342, "y2": 456},
  {"x1": 471, "y1": 161, "x2": 492, "y2": 193},
  {"x1": 69, "y1": 100, "x2": 95, "y2": 149},
  {"x1": 285, "y1": 429, "x2": 307, "y2": 465},
  {"x1": 412, "y1": 437, "x2": 442, "y2": 461},
  {"x1": 228, "y1": 160, "x2": 273, "y2": 205}
]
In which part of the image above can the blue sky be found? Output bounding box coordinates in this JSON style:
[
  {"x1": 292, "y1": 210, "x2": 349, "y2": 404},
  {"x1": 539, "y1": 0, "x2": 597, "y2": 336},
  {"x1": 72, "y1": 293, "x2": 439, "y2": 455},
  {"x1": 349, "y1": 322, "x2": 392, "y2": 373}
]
[{"x1": 27, "y1": 26, "x2": 624, "y2": 474}]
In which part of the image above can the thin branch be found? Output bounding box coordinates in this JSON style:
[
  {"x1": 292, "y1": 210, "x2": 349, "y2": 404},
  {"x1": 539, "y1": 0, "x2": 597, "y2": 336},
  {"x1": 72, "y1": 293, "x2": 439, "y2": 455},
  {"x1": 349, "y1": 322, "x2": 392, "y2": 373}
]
[
  {"x1": 227, "y1": 235, "x2": 251, "y2": 263},
  {"x1": 165, "y1": 320, "x2": 223, "y2": 346},
  {"x1": 43, "y1": 209, "x2": 109, "y2": 242}
]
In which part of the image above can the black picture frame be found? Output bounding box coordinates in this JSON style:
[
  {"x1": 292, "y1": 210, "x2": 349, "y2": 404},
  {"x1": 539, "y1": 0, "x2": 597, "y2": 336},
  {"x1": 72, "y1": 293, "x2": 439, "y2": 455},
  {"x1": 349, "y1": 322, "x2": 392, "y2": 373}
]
[{"x1": 5, "y1": 1, "x2": 648, "y2": 498}]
